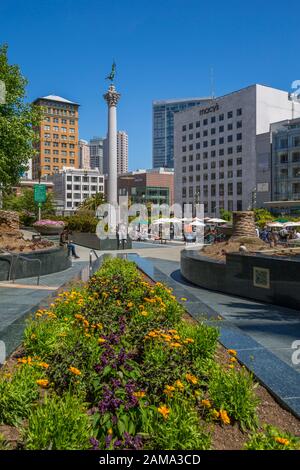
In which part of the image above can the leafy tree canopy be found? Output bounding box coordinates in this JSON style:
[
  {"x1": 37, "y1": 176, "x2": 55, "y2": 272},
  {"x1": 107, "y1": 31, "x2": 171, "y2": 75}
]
[{"x1": 0, "y1": 44, "x2": 41, "y2": 188}]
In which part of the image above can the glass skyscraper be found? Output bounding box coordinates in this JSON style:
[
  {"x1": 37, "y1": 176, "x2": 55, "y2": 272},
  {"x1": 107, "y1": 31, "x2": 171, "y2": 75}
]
[{"x1": 152, "y1": 98, "x2": 211, "y2": 168}]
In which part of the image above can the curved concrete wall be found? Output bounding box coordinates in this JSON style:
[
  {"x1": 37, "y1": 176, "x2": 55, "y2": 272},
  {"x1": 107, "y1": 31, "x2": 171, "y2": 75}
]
[
  {"x1": 0, "y1": 246, "x2": 72, "y2": 281},
  {"x1": 181, "y1": 249, "x2": 300, "y2": 310}
]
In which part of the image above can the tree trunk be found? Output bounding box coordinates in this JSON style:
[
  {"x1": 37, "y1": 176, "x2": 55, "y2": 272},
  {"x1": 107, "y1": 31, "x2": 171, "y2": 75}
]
[{"x1": 230, "y1": 211, "x2": 257, "y2": 240}]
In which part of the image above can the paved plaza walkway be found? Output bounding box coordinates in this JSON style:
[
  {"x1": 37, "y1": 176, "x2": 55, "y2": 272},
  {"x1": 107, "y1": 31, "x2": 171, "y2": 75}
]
[{"x1": 0, "y1": 241, "x2": 299, "y2": 418}]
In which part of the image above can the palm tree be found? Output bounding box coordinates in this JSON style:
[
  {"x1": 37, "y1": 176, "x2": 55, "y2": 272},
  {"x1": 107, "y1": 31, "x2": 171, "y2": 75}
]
[{"x1": 78, "y1": 192, "x2": 106, "y2": 213}]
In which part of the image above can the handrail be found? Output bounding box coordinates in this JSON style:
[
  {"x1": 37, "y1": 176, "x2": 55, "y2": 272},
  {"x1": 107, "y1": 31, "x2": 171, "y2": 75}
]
[
  {"x1": 0, "y1": 252, "x2": 14, "y2": 281},
  {"x1": 12, "y1": 254, "x2": 42, "y2": 286}
]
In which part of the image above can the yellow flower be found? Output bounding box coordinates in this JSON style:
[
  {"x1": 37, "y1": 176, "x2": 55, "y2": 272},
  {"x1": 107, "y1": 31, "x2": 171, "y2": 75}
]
[
  {"x1": 164, "y1": 385, "x2": 175, "y2": 396},
  {"x1": 170, "y1": 342, "x2": 182, "y2": 348},
  {"x1": 184, "y1": 338, "x2": 194, "y2": 344},
  {"x1": 230, "y1": 357, "x2": 237, "y2": 363},
  {"x1": 201, "y1": 399, "x2": 212, "y2": 408},
  {"x1": 157, "y1": 405, "x2": 170, "y2": 419},
  {"x1": 83, "y1": 320, "x2": 89, "y2": 328},
  {"x1": 180, "y1": 297, "x2": 187, "y2": 301},
  {"x1": 69, "y1": 366, "x2": 81, "y2": 376},
  {"x1": 227, "y1": 349, "x2": 237, "y2": 356},
  {"x1": 96, "y1": 323, "x2": 103, "y2": 330},
  {"x1": 38, "y1": 362, "x2": 49, "y2": 369},
  {"x1": 140, "y1": 311, "x2": 148, "y2": 316},
  {"x1": 173, "y1": 334, "x2": 180, "y2": 340},
  {"x1": 185, "y1": 373, "x2": 198, "y2": 385},
  {"x1": 108, "y1": 428, "x2": 113, "y2": 435},
  {"x1": 147, "y1": 331, "x2": 158, "y2": 338},
  {"x1": 275, "y1": 437, "x2": 290, "y2": 446},
  {"x1": 30, "y1": 333, "x2": 36, "y2": 340},
  {"x1": 102, "y1": 292, "x2": 108, "y2": 299},
  {"x1": 18, "y1": 357, "x2": 32, "y2": 365},
  {"x1": 228, "y1": 364, "x2": 235, "y2": 369},
  {"x1": 127, "y1": 302, "x2": 133, "y2": 308},
  {"x1": 98, "y1": 338, "x2": 106, "y2": 344},
  {"x1": 211, "y1": 409, "x2": 220, "y2": 419},
  {"x1": 133, "y1": 391, "x2": 146, "y2": 398},
  {"x1": 174, "y1": 380, "x2": 184, "y2": 390},
  {"x1": 219, "y1": 409, "x2": 230, "y2": 425},
  {"x1": 36, "y1": 379, "x2": 49, "y2": 388},
  {"x1": 116, "y1": 300, "x2": 121, "y2": 306},
  {"x1": 168, "y1": 329, "x2": 178, "y2": 334}
]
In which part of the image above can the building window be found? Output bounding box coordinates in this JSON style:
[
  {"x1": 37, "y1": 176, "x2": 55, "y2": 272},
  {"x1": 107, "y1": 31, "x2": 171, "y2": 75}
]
[
  {"x1": 219, "y1": 125, "x2": 224, "y2": 132},
  {"x1": 211, "y1": 173, "x2": 216, "y2": 180},
  {"x1": 211, "y1": 128, "x2": 216, "y2": 135},
  {"x1": 67, "y1": 176, "x2": 72, "y2": 181},
  {"x1": 211, "y1": 161, "x2": 216, "y2": 169},
  {"x1": 53, "y1": 158, "x2": 59, "y2": 163},
  {"x1": 228, "y1": 200, "x2": 233, "y2": 211},
  {"x1": 44, "y1": 125, "x2": 50, "y2": 130},
  {"x1": 203, "y1": 130, "x2": 208, "y2": 137},
  {"x1": 189, "y1": 187, "x2": 193, "y2": 197},
  {"x1": 203, "y1": 141, "x2": 208, "y2": 148},
  {"x1": 189, "y1": 165, "x2": 193, "y2": 172},
  {"x1": 182, "y1": 156, "x2": 186, "y2": 162},
  {"x1": 196, "y1": 164, "x2": 200, "y2": 171},
  {"x1": 228, "y1": 170, "x2": 233, "y2": 178},
  {"x1": 219, "y1": 160, "x2": 224, "y2": 168},
  {"x1": 237, "y1": 145, "x2": 242, "y2": 153},
  {"x1": 211, "y1": 139, "x2": 216, "y2": 146},
  {"x1": 237, "y1": 133, "x2": 242, "y2": 141},
  {"x1": 203, "y1": 152, "x2": 208, "y2": 159},
  {"x1": 203, "y1": 119, "x2": 208, "y2": 126},
  {"x1": 61, "y1": 158, "x2": 67, "y2": 163},
  {"x1": 227, "y1": 135, "x2": 233, "y2": 143},
  {"x1": 219, "y1": 114, "x2": 224, "y2": 121},
  {"x1": 44, "y1": 149, "x2": 50, "y2": 154},
  {"x1": 219, "y1": 172, "x2": 224, "y2": 179},
  {"x1": 237, "y1": 200, "x2": 242, "y2": 210},
  {"x1": 211, "y1": 150, "x2": 216, "y2": 157},
  {"x1": 228, "y1": 159, "x2": 233, "y2": 166},
  {"x1": 182, "y1": 146, "x2": 186, "y2": 152},
  {"x1": 203, "y1": 185, "x2": 208, "y2": 197},
  {"x1": 189, "y1": 154, "x2": 193, "y2": 161},
  {"x1": 227, "y1": 111, "x2": 233, "y2": 119},
  {"x1": 196, "y1": 142, "x2": 200, "y2": 149},
  {"x1": 228, "y1": 183, "x2": 233, "y2": 196},
  {"x1": 196, "y1": 121, "x2": 200, "y2": 127},
  {"x1": 237, "y1": 182, "x2": 243, "y2": 195},
  {"x1": 292, "y1": 167, "x2": 300, "y2": 177},
  {"x1": 211, "y1": 116, "x2": 216, "y2": 124},
  {"x1": 203, "y1": 163, "x2": 208, "y2": 170},
  {"x1": 211, "y1": 201, "x2": 216, "y2": 213},
  {"x1": 294, "y1": 136, "x2": 300, "y2": 147},
  {"x1": 280, "y1": 153, "x2": 288, "y2": 164},
  {"x1": 189, "y1": 176, "x2": 193, "y2": 182},
  {"x1": 211, "y1": 184, "x2": 216, "y2": 196},
  {"x1": 182, "y1": 166, "x2": 186, "y2": 173},
  {"x1": 219, "y1": 148, "x2": 224, "y2": 156},
  {"x1": 227, "y1": 123, "x2": 233, "y2": 131},
  {"x1": 53, "y1": 117, "x2": 58, "y2": 123},
  {"x1": 189, "y1": 144, "x2": 193, "y2": 151},
  {"x1": 182, "y1": 125, "x2": 186, "y2": 132},
  {"x1": 182, "y1": 187, "x2": 186, "y2": 197},
  {"x1": 237, "y1": 157, "x2": 242, "y2": 165},
  {"x1": 189, "y1": 133, "x2": 193, "y2": 140},
  {"x1": 53, "y1": 142, "x2": 59, "y2": 147},
  {"x1": 237, "y1": 169, "x2": 242, "y2": 177},
  {"x1": 53, "y1": 134, "x2": 59, "y2": 139},
  {"x1": 53, "y1": 150, "x2": 59, "y2": 155},
  {"x1": 189, "y1": 123, "x2": 193, "y2": 129},
  {"x1": 196, "y1": 131, "x2": 200, "y2": 138},
  {"x1": 237, "y1": 108, "x2": 242, "y2": 116},
  {"x1": 237, "y1": 121, "x2": 242, "y2": 128},
  {"x1": 228, "y1": 147, "x2": 233, "y2": 155},
  {"x1": 182, "y1": 135, "x2": 186, "y2": 142},
  {"x1": 219, "y1": 137, "x2": 224, "y2": 144},
  {"x1": 182, "y1": 176, "x2": 186, "y2": 183},
  {"x1": 292, "y1": 152, "x2": 300, "y2": 162},
  {"x1": 53, "y1": 126, "x2": 59, "y2": 131},
  {"x1": 196, "y1": 174, "x2": 200, "y2": 181},
  {"x1": 219, "y1": 184, "x2": 224, "y2": 196},
  {"x1": 203, "y1": 174, "x2": 208, "y2": 181}
]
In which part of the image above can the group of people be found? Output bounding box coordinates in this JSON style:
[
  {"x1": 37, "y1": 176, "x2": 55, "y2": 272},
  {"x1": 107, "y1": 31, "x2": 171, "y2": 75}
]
[{"x1": 259, "y1": 227, "x2": 300, "y2": 246}]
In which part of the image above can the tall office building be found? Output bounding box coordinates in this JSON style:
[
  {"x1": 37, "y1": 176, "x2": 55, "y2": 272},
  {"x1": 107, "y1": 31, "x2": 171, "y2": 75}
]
[
  {"x1": 89, "y1": 137, "x2": 104, "y2": 173},
  {"x1": 103, "y1": 130, "x2": 128, "y2": 175},
  {"x1": 32, "y1": 95, "x2": 79, "y2": 179},
  {"x1": 174, "y1": 84, "x2": 300, "y2": 215},
  {"x1": 152, "y1": 98, "x2": 212, "y2": 169},
  {"x1": 79, "y1": 139, "x2": 90, "y2": 169}
]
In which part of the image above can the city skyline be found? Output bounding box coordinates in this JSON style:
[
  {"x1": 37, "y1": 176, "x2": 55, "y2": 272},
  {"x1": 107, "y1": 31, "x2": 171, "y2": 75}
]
[{"x1": 1, "y1": 0, "x2": 299, "y2": 171}]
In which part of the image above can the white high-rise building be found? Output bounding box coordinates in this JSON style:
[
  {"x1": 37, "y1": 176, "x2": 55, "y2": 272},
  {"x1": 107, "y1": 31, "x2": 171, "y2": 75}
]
[
  {"x1": 103, "y1": 130, "x2": 128, "y2": 175},
  {"x1": 79, "y1": 139, "x2": 90, "y2": 169},
  {"x1": 174, "y1": 84, "x2": 300, "y2": 216},
  {"x1": 89, "y1": 137, "x2": 104, "y2": 173}
]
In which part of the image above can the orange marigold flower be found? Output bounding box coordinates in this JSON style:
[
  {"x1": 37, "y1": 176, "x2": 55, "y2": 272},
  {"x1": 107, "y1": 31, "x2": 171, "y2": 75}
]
[
  {"x1": 96, "y1": 323, "x2": 103, "y2": 330},
  {"x1": 69, "y1": 366, "x2": 81, "y2": 376},
  {"x1": 108, "y1": 428, "x2": 113, "y2": 435},
  {"x1": 227, "y1": 349, "x2": 237, "y2": 356},
  {"x1": 133, "y1": 391, "x2": 146, "y2": 398},
  {"x1": 168, "y1": 329, "x2": 178, "y2": 334},
  {"x1": 174, "y1": 380, "x2": 184, "y2": 390},
  {"x1": 38, "y1": 362, "x2": 49, "y2": 369},
  {"x1": 211, "y1": 409, "x2": 220, "y2": 419},
  {"x1": 201, "y1": 399, "x2": 212, "y2": 408},
  {"x1": 170, "y1": 342, "x2": 182, "y2": 348},
  {"x1": 127, "y1": 301, "x2": 133, "y2": 308},
  {"x1": 219, "y1": 409, "x2": 230, "y2": 425},
  {"x1": 185, "y1": 373, "x2": 198, "y2": 384},
  {"x1": 157, "y1": 405, "x2": 170, "y2": 419},
  {"x1": 36, "y1": 379, "x2": 49, "y2": 388},
  {"x1": 275, "y1": 437, "x2": 290, "y2": 446},
  {"x1": 173, "y1": 334, "x2": 181, "y2": 340},
  {"x1": 164, "y1": 385, "x2": 175, "y2": 396},
  {"x1": 230, "y1": 357, "x2": 237, "y2": 363}
]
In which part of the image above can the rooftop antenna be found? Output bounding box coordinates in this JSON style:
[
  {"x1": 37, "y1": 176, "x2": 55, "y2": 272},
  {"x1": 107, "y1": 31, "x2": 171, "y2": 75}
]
[{"x1": 210, "y1": 67, "x2": 215, "y2": 99}]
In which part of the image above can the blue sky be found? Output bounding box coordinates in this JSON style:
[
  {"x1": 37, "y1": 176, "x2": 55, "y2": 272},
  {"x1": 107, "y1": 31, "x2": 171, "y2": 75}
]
[{"x1": 1, "y1": 0, "x2": 299, "y2": 170}]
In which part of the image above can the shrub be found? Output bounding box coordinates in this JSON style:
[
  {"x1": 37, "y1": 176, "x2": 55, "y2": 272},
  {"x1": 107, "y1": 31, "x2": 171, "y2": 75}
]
[
  {"x1": 208, "y1": 365, "x2": 259, "y2": 430},
  {"x1": 141, "y1": 398, "x2": 210, "y2": 450},
  {"x1": 23, "y1": 393, "x2": 92, "y2": 450},
  {"x1": 65, "y1": 213, "x2": 98, "y2": 233},
  {"x1": 245, "y1": 425, "x2": 300, "y2": 450},
  {"x1": 0, "y1": 365, "x2": 40, "y2": 425}
]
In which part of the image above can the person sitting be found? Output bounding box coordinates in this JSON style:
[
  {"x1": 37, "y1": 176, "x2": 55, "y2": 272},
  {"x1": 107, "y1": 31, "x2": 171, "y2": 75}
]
[{"x1": 60, "y1": 228, "x2": 80, "y2": 259}]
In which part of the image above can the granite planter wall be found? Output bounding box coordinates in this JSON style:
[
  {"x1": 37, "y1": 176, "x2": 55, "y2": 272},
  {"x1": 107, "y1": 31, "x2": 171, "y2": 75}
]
[
  {"x1": 0, "y1": 246, "x2": 71, "y2": 281},
  {"x1": 71, "y1": 231, "x2": 132, "y2": 251},
  {"x1": 181, "y1": 249, "x2": 300, "y2": 310}
]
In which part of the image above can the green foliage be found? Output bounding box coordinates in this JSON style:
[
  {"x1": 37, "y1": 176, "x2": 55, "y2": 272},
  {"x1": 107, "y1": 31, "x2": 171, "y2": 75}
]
[
  {"x1": 254, "y1": 208, "x2": 274, "y2": 228},
  {"x1": 245, "y1": 425, "x2": 300, "y2": 450},
  {"x1": 208, "y1": 365, "x2": 259, "y2": 430},
  {"x1": 3, "y1": 188, "x2": 55, "y2": 223},
  {"x1": 0, "y1": 365, "x2": 40, "y2": 425},
  {"x1": 65, "y1": 213, "x2": 98, "y2": 233},
  {"x1": 219, "y1": 208, "x2": 232, "y2": 221},
  {"x1": 78, "y1": 192, "x2": 105, "y2": 212},
  {"x1": 0, "y1": 44, "x2": 41, "y2": 188},
  {"x1": 141, "y1": 398, "x2": 210, "y2": 450},
  {"x1": 0, "y1": 433, "x2": 10, "y2": 450},
  {"x1": 23, "y1": 393, "x2": 92, "y2": 450}
]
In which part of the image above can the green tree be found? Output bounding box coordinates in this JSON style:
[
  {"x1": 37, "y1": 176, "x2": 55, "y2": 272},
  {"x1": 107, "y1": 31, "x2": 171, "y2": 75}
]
[
  {"x1": 220, "y1": 208, "x2": 232, "y2": 221},
  {"x1": 3, "y1": 188, "x2": 55, "y2": 219},
  {"x1": 254, "y1": 208, "x2": 273, "y2": 228},
  {"x1": 78, "y1": 192, "x2": 106, "y2": 212},
  {"x1": 0, "y1": 44, "x2": 41, "y2": 189}
]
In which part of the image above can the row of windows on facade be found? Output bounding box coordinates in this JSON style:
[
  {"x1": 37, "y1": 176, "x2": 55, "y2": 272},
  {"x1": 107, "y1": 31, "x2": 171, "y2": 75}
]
[
  {"x1": 274, "y1": 183, "x2": 300, "y2": 198},
  {"x1": 44, "y1": 126, "x2": 75, "y2": 133},
  {"x1": 66, "y1": 185, "x2": 103, "y2": 192},
  {"x1": 276, "y1": 167, "x2": 300, "y2": 178},
  {"x1": 43, "y1": 165, "x2": 74, "y2": 171},
  {"x1": 182, "y1": 123, "x2": 242, "y2": 141},
  {"x1": 191, "y1": 200, "x2": 244, "y2": 212},
  {"x1": 182, "y1": 109, "x2": 242, "y2": 132},
  {"x1": 182, "y1": 182, "x2": 243, "y2": 197},
  {"x1": 44, "y1": 117, "x2": 75, "y2": 124},
  {"x1": 66, "y1": 191, "x2": 103, "y2": 200},
  {"x1": 66, "y1": 176, "x2": 103, "y2": 182},
  {"x1": 44, "y1": 150, "x2": 75, "y2": 156},
  {"x1": 276, "y1": 152, "x2": 300, "y2": 163},
  {"x1": 182, "y1": 169, "x2": 243, "y2": 182},
  {"x1": 183, "y1": 157, "x2": 242, "y2": 167},
  {"x1": 43, "y1": 158, "x2": 75, "y2": 164},
  {"x1": 182, "y1": 149, "x2": 243, "y2": 163},
  {"x1": 43, "y1": 133, "x2": 76, "y2": 140},
  {"x1": 276, "y1": 136, "x2": 300, "y2": 149},
  {"x1": 46, "y1": 107, "x2": 76, "y2": 116},
  {"x1": 182, "y1": 139, "x2": 242, "y2": 152},
  {"x1": 44, "y1": 142, "x2": 75, "y2": 148}
]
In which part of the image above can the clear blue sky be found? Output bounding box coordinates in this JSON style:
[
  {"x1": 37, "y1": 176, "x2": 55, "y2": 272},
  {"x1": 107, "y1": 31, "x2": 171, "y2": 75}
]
[{"x1": 1, "y1": 0, "x2": 299, "y2": 170}]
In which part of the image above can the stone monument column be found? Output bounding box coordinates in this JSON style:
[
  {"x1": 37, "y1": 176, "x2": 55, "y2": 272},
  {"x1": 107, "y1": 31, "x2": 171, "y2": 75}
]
[{"x1": 103, "y1": 84, "x2": 121, "y2": 208}]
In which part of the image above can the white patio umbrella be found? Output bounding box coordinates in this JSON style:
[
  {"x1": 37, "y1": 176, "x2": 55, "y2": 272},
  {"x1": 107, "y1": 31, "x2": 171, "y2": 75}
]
[
  {"x1": 189, "y1": 220, "x2": 205, "y2": 227},
  {"x1": 266, "y1": 222, "x2": 283, "y2": 228},
  {"x1": 283, "y1": 221, "x2": 300, "y2": 227},
  {"x1": 207, "y1": 218, "x2": 227, "y2": 224}
]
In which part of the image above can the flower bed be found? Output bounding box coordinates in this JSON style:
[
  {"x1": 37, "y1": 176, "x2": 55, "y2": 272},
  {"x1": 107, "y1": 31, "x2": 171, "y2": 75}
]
[
  {"x1": 33, "y1": 219, "x2": 65, "y2": 235},
  {"x1": 0, "y1": 258, "x2": 299, "y2": 450}
]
